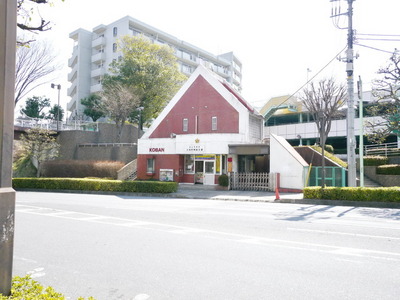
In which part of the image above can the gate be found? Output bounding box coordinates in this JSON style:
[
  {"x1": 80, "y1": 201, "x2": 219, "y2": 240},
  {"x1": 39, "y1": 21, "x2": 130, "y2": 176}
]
[
  {"x1": 229, "y1": 172, "x2": 275, "y2": 191},
  {"x1": 308, "y1": 166, "x2": 347, "y2": 187}
]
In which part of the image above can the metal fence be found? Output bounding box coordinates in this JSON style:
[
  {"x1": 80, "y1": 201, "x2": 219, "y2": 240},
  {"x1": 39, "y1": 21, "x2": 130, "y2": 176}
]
[
  {"x1": 15, "y1": 118, "x2": 99, "y2": 132},
  {"x1": 365, "y1": 142, "x2": 400, "y2": 157},
  {"x1": 308, "y1": 166, "x2": 347, "y2": 187},
  {"x1": 229, "y1": 172, "x2": 275, "y2": 191}
]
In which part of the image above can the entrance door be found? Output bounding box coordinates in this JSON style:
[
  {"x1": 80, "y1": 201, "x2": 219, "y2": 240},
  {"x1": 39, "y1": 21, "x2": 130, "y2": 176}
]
[
  {"x1": 203, "y1": 161, "x2": 215, "y2": 185},
  {"x1": 195, "y1": 161, "x2": 204, "y2": 184}
]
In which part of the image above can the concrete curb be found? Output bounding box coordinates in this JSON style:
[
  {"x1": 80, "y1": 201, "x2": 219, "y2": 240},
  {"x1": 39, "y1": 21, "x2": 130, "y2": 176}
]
[{"x1": 15, "y1": 188, "x2": 400, "y2": 209}]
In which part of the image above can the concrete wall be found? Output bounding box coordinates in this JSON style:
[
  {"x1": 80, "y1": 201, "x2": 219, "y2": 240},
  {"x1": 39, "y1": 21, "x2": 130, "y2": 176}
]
[
  {"x1": 270, "y1": 134, "x2": 309, "y2": 191},
  {"x1": 57, "y1": 123, "x2": 139, "y2": 163},
  {"x1": 364, "y1": 166, "x2": 400, "y2": 187}
]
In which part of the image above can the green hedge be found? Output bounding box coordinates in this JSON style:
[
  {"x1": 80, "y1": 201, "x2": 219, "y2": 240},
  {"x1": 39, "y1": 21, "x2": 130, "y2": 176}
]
[
  {"x1": 304, "y1": 186, "x2": 400, "y2": 202},
  {"x1": 364, "y1": 155, "x2": 389, "y2": 166},
  {"x1": 12, "y1": 178, "x2": 178, "y2": 194},
  {"x1": 0, "y1": 275, "x2": 94, "y2": 299},
  {"x1": 376, "y1": 164, "x2": 400, "y2": 175},
  {"x1": 309, "y1": 145, "x2": 347, "y2": 168}
]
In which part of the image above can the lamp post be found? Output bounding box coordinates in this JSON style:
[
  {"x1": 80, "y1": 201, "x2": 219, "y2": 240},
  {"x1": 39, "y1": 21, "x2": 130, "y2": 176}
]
[{"x1": 51, "y1": 83, "x2": 61, "y2": 131}]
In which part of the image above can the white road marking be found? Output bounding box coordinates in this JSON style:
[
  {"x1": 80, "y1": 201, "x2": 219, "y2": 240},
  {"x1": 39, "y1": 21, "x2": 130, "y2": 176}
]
[
  {"x1": 16, "y1": 204, "x2": 400, "y2": 262},
  {"x1": 287, "y1": 227, "x2": 400, "y2": 240},
  {"x1": 133, "y1": 294, "x2": 150, "y2": 300}
]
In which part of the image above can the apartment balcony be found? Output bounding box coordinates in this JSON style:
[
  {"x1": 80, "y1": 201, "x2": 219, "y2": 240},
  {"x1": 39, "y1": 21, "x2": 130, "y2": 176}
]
[
  {"x1": 91, "y1": 67, "x2": 105, "y2": 78},
  {"x1": 68, "y1": 49, "x2": 78, "y2": 67},
  {"x1": 215, "y1": 66, "x2": 230, "y2": 78},
  {"x1": 68, "y1": 64, "x2": 78, "y2": 82},
  {"x1": 92, "y1": 36, "x2": 106, "y2": 49},
  {"x1": 91, "y1": 52, "x2": 106, "y2": 63},
  {"x1": 67, "y1": 97, "x2": 76, "y2": 112},
  {"x1": 67, "y1": 83, "x2": 77, "y2": 97},
  {"x1": 90, "y1": 83, "x2": 102, "y2": 94}
]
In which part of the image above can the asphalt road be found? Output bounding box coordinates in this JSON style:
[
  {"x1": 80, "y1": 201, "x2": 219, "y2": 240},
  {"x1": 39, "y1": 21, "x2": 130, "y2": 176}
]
[{"x1": 12, "y1": 191, "x2": 400, "y2": 300}]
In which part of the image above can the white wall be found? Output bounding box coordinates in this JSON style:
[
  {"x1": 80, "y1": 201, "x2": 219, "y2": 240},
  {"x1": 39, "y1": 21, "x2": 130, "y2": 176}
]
[{"x1": 270, "y1": 134, "x2": 308, "y2": 190}]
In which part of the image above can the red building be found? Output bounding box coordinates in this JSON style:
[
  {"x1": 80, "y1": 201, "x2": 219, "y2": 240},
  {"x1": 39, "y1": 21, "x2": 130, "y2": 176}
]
[{"x1": 137, "y1": 66, "x2": 267, "y2": 185}]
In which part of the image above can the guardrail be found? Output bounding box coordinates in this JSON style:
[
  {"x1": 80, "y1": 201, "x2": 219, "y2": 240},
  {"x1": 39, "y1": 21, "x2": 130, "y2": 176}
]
[{"x1": 365, "y1": 142, "x2": 400, "y2": 157}]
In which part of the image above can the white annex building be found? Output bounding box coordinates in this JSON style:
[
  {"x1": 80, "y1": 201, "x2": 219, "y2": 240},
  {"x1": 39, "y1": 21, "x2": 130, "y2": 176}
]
[{"x1": 67, "y1": 15, "x2": 243, "y2": 119}]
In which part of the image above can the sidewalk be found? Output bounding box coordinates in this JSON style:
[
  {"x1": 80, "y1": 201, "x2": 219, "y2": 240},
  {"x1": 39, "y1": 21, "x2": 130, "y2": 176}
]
[
  {"x1": 170, "y1": 184, "x2": 303, "y2": 203},
  {"x1": 168, "y1": 184, "x2": 400, "y2": 208}
]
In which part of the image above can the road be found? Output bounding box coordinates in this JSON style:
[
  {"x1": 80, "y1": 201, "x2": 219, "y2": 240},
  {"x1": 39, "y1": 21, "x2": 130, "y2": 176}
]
[{"x1": 12, "y1": 191, "x2": 400, "y2": 300}]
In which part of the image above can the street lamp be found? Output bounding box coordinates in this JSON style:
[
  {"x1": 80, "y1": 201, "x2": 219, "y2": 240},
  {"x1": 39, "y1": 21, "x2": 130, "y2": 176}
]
[{"x1": 51, "y1": 83, "x2": 61, "y2": 131}]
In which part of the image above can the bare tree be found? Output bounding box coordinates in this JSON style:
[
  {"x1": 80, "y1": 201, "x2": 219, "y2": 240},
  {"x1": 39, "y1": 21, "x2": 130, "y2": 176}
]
[
  {"x1": 298, "y1": 78, "x2": 347, "y2": 186},
  {"x1": 17, "y1": 0, "x2": 65, "y2": 45},
  {"x1": 365, "y1": 51, "x2": 400, "y2": 144},
  {"x1": 98, "y1": 82, "x2": 141, "y2": 143},
  {"x1": 14, "y1": 40, "x2": 61, "y2": 106}
]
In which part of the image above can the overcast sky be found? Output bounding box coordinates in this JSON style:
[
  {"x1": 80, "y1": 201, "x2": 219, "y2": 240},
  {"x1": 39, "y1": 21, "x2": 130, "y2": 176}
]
[{"x1": 20, "y1": 0, "x2": 400, "y2": 112}]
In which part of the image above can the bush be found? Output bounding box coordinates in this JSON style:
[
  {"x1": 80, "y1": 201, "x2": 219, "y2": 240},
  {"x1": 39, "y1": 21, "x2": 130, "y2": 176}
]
[
  {"x1": 324, "y1": 144, "x2": 334, "y2": 153},
  {"x1": 376, "y1": 164, "x2": 400, "y2": 175},
  {"x1": 0, "y1": 275, "x2": 94, "y2": 299},
  {"x1": 41, "y1": 160, "x2": 125, "y2": 179},
  {"x1": 12, "y1": 178, "x2": 178, "y2": 194},
  {"x1": 304, "y1": 186, "x2": 400, "y2": 202},
  {"x1": 364, "y1": 155, "x2": 389, "y2": 166},
  {"x1": 310, "y1": 145, "x2": 347, "y2": 168},
  {"x1": 218, "y1": 174, "x2": 229, "y2": 187}
]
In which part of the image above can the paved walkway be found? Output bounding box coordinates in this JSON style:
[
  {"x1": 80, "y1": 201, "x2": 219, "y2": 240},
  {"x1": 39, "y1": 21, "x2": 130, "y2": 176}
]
[{"x1": 171, "y1": 184, "x2": 303, "y2": 203}]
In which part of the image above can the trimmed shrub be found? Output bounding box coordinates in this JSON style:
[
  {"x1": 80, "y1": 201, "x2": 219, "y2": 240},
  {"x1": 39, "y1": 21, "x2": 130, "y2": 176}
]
[
  {"x1": 364, "y1": 155, "x2": 389, "y2": 166},
  {"x1": 41, "y1": 160, "x2": 125, "y2": 179},
  {"x1": 324, "y1": 144, "x2": 334, "y2": 154},
  {"x1": 304, "y1": 186, "x2": 400, "y2": 202},
  {"x1": 0, "y1": 275, "x2": 94, "y2": 299},
  {"x1": 218, "y1": 174, "x2": 229, "y2": 187},
  {"x1": 310, "y1": 145, "x2": 347, "y2": 168},
  {"x1": 12, "y1": 178, "x2": 178, "y2": 194},
  {"x1": 376, "y1": 164, "x2": 400, "y2": 175}
]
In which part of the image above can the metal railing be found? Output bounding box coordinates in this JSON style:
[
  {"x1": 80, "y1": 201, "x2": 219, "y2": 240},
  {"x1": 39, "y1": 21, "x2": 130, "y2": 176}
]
[
  {"x1": 15, "y1": 118, "x2": 99, "y2": 132},
  {"x1": 229, "y1": 172, "x2": 275, "y2": 191},
  {"x1": 365, "y1": 142, "x2": 400, "y2": 157}
]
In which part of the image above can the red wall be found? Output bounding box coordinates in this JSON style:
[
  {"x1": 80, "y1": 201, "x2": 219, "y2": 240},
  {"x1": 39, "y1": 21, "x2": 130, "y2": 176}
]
[
  {"x1": 150, "y1": 75, "x2": 239, "y2": 138},
  {"x1": 137, "y1": 154, "x2": 184, "y2": 182}
]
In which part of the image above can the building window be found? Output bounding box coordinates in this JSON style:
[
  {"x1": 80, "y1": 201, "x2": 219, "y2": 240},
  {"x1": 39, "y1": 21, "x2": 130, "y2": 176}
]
[
  {"x1": 183, "y1": 118, "x2": 188, "y2": 132},
  {"x1": 212, "y1": 116, "x2": 217, "y2": 131},
  {"x1": 184, "y1": 155, "x2": 194, "y2": 174},
  {"x1": 113, "y1": 43, "x2": 117, "y2": 53},
  {"x1": 146, "y1": 158, "x2": 155, "y2": 173},
  {"x1": 113, "y1": 27, "x2": 118, "y2": 37}
]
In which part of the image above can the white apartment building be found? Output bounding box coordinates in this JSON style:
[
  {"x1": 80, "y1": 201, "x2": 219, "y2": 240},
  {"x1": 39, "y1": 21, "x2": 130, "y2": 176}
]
[{"x1": 67, "y1": 16, "x2": 243, "y2": 119}]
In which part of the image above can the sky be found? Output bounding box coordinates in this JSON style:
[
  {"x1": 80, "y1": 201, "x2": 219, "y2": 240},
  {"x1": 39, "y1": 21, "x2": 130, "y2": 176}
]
[{"x1": 18, "y1": 0, "x2": 400, "y2": 113}]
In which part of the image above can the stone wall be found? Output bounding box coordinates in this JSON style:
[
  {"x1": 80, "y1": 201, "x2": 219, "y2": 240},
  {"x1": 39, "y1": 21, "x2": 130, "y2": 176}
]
[
  {"x1": 364, "y1": 166, "x2": 400, "y2": 187},
  {"x1": 57, "y1": 123, "x2": 139, "y2": 163}
]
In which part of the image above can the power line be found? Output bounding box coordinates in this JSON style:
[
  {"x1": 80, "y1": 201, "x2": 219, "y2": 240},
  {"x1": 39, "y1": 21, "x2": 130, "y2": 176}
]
[
  {"x1": 356, "y1": 33, "x2": 400, "y2": 37},
  {"x1": 355, "y1": 43, "x2": 394, "y2": 54},
  {"x1": 266, "y1": 45, "x2": 347, "y2": 108},
  {"x1": 356, "y1": 37, "x2": 400, "y2": 42}
]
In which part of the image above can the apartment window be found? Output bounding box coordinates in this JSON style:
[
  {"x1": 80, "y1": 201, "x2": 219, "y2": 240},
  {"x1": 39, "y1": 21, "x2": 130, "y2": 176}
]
[
  {"x1": 113, "y1": 27, "x2": 118, "y2": 37},
  {"x1": 113, "y1": 43, "x2": 117, "y2": 52},
  {"x1": 183, "y1": 118, "x2": 188, "y2": 132},
  {"x1": 146, "y1": 158, "x2": 155, "y2": 173},
  {"x1": 212, "y1": 116, "x2": 217, "y2": 131}
]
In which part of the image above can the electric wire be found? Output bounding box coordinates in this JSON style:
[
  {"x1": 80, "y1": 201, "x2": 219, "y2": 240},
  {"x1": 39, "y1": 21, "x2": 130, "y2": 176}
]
[
  {"x1": 265, "y1": 45, "x2": 348, "y2": 109},
  {"x1": 354, "y1": 43, "x2": 394, "y2": 54}
]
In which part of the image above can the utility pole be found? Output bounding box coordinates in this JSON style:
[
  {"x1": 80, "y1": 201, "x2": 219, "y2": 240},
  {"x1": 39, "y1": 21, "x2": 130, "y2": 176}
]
[
  {"x1": 346, "y1": 0, "x2": 357, "y2": 187},
  {"x1": 331, "y1": 0, "x2": 357, "y2": 186},
  {"x1": 0, "y1": 0, "x2": 17, "y2": 295}
]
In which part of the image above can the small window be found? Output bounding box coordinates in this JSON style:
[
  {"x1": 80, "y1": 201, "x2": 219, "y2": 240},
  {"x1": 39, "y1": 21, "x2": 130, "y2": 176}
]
[
  {"x1": 113, "y1": 27, "x2": 118, "y2": 37},
  {"x1": 183, "y1": 118, "x2": 188, "y2": 132},
  {"x1": 146, "y1": 158, "x2": 155, "y2": 173},
  {"x1": 113, "y1": 43, "x2": 117, "y2": 53},
  {"x1": 184, "y1": 155, "x2": 194, "y2": 174},
  {"x1": 212, "y1": 116, "x2": 217, "y2": 131}
]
